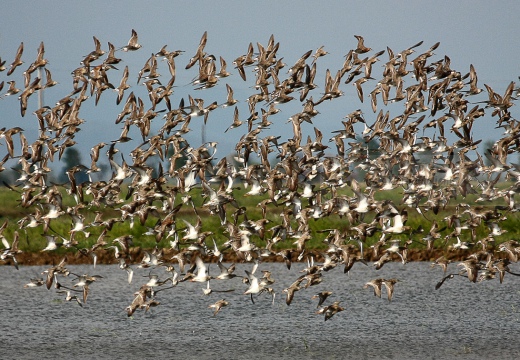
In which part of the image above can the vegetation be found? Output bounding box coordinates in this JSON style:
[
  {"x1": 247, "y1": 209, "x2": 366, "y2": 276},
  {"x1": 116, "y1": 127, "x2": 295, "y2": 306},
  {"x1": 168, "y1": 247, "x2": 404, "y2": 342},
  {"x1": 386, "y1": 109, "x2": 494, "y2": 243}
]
[{"x1": 1, "y1": 181, "x2": 518, "y2": 263}]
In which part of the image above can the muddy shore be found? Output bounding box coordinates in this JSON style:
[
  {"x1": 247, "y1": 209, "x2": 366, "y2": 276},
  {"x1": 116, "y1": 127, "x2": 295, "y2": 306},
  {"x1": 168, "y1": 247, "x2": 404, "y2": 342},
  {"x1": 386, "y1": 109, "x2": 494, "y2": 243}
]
[{"x1": 1, "y1": 248, "x2": 473, "y2": 267}]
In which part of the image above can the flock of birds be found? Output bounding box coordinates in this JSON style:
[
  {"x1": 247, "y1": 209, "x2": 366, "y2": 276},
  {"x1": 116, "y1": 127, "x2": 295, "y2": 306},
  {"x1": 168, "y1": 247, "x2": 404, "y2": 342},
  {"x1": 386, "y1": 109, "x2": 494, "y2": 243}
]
[{"x1": 1, "y1": 30, "x2": 520, "y2": 320}]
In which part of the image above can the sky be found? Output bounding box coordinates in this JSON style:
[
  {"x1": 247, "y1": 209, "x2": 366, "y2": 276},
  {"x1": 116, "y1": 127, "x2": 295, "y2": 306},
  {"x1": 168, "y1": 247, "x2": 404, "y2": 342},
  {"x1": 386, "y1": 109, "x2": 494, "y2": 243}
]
[{"x1": 1, "y1": 0, "x2": 519, "y2": 171}]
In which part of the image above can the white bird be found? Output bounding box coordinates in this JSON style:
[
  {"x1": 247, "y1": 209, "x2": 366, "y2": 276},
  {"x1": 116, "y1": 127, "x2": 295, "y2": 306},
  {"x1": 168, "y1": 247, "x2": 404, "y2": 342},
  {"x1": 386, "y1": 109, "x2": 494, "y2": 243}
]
[
  {"x1": 190, "y1": 256, "x2": 211, "y2": 283},
  {"x1": 118, "y1": 258, "x2": 134, "y2": 284},
  {"x1": 244, "y1": 270, "x2": 264, "y2": 303},
  {"x1": 41, "y1": 235, "x2": 61, "y2": 252},
  {"x1": 57, "y1": 290, "x2": 82, "y2": 307}
]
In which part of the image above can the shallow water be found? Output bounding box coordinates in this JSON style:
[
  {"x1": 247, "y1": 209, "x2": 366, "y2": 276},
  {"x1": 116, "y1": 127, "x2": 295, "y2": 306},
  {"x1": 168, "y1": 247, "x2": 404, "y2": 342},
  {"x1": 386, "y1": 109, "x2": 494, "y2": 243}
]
[{"x1": 2, "y1": 261, "x2": 520, "y2": 359}]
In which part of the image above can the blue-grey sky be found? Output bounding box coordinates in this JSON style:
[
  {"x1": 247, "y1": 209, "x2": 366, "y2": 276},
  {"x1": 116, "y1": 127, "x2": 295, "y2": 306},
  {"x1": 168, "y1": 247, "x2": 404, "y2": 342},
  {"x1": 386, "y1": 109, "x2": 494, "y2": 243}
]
[{"x1": 1, "y1": 1, "x2": 519, "y2": 167}]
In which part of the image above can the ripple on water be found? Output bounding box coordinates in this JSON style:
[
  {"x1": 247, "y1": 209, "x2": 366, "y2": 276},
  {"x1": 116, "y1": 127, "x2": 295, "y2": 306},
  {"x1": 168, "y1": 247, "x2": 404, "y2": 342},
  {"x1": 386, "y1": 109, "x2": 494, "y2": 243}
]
[{"x1": 1, "y1": 262, "x2": 520, "y2": 359}]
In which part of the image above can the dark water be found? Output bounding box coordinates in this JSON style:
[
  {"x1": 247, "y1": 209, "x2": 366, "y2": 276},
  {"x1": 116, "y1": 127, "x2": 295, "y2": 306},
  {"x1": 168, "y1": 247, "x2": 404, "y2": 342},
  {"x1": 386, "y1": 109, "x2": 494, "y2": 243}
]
[{"x1": 2, "y1": 261, "x2": 520, "y2": 359}]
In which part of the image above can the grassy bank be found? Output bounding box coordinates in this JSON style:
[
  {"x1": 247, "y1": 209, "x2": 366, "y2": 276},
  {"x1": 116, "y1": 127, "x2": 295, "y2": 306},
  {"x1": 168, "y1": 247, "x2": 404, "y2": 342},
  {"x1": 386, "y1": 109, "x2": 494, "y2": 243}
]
[{"x1": 1, "y1": 181, "x2": 518, "y2": 267}]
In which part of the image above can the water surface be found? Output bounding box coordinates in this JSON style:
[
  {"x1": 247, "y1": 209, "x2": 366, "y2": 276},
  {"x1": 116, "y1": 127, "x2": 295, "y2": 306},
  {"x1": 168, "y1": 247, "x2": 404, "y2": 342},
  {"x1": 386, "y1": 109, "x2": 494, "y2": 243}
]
[{"x1": 2, "y1": 261, "x2": 520, "y2": 359}]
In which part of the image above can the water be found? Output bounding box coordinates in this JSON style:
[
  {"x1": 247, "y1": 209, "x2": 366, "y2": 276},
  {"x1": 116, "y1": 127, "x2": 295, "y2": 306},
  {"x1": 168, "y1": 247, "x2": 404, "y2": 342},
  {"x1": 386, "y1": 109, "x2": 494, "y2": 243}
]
[{"x1": 2, "y1": 261, "x2": 520, "y2": 359}]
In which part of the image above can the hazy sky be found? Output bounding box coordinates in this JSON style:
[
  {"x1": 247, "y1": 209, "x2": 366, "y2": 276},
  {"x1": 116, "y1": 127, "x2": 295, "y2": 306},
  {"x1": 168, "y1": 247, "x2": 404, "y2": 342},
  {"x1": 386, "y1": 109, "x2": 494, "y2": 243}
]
[{"x1": 1, "y1": 1, "x2": 519, "y2": 166}]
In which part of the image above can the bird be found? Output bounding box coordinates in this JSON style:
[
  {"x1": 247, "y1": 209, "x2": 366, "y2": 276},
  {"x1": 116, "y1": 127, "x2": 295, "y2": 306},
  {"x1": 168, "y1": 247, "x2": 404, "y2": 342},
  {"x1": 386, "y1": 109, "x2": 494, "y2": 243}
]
[
  {"x1": 221, "y1": 84, "x2": 238, "y2": 108},
  {"x1": 364, "y1": 278, "x2": 383, "y2": 298},
  {"x1": 282, "y1": 279, "x2": 302, "y2": 305},
  {"x1": 435, "y1": 273, "x2": 465, "y2": 290},
  {"x1": 121, "y1": 29, "x2": 142, "y2": 51},
  {"x1": 43, "y1": 68, "x2": 58, "y2": 88},
  {"x1": 311, "y1": 46, "x2": 328, "y2": 64},
  {"x1": 382, "y1": 278, "x2": 399, "y2": 301},
  {"x1": 209, "y1": 299, "x2": 229, "y2": 316},
  {"x1": 2, "y1": 30, "x2": 520, "y2": 326},
  {"x1": 243, "y1": 270, "x2": 264, "y2": 304},
  {"x1": 225, "y1": 106, "x2": 244, "y2": 133},
  {"x1": 7, "y1": 42, "x2": 24, "y2": 76},
  {"x1": 1, "y1": 80, "x2": 20, "y2": 98},
  {"x1": 466, "y1": 64, "x2": 482, "y2": 95},
  {"x1": 354, "y1": 35, "x2": 371, "y2": 53},
  {"x1": 41, "y1": 235, "x2": 63, "y2": 252},
  {"x1": 216, "y1": 261, "x2": 237, "y2": 280},
  {"x1": 458, "y1": 258, "x2": 480, "y2": 283},
  {"x1": 431, "y1": 256, "x2": 451, "y2": 273},
  {"x1": 118, "y1": 258, "x2": 134, "y2": 284},
  {"x1": 311, "y1": 291, "x2": 333, "y2": 308},
  {"x1": 57, "y1": 290, "x2": 83, "y2": 307},
  {"x1": 23, "y1": 277, "x2": 45, "y2": 288},
  {"x1": 316, "y1": 301, "x2": 345, "y2": 321},
  {"x1": 189, "y1": 256, "x2": 212, "y2": 283},
  {"x1": 115, "y1": 66, "x2": 130, "y2": 105}
]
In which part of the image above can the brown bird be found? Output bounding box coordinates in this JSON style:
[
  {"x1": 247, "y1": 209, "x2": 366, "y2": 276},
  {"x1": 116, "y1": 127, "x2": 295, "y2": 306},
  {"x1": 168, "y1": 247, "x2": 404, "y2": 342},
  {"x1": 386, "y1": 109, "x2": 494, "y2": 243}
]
[
  {"x1": 121, "y1": 29, "x2": 142, "y2": 51},
  {"x1": 1, "y1": 81, "x2": 20, "y2": 98},
  {"x1": 18, "y1": 77, "x2": 41, "y2": 117},
  {"x1": 115, "y1": 65, "x2": 130, "y2": 105},
  {"x1": 316, "y1": 301, "x2": 345, "y2": 321},
  {"x1": 282, "y1": 278, "x2": 303, "y2": 305},
  {"x1": 25, "y1": 41, "x2": 47, "y2": 74},
  {"x1": 382, "y1": 278, "x2": 399, "y2": 301},
  {"x1": 311, "y1": 45, "x2": 328, "y2": 64},
  {"x1": 364, "y1": 278, "x2": 383, "y2": 298},
  {"x1": 43, "y1": 68, "x2": 58, "y2": 88},
  {"x1": 467, "y1": 64, "x2": 482, "y2": 95},
  {"x1": 354, "y1": 35, "x2": 371, "y2": 54},
  {"x1": 225, "y1": 106, "x2": 244, "y2": 133},
  {"x1": 209, "y1": 299, "x2": 229, "y2": 316},
  {"x1": 353, "y1": 77, "x2": 372, "y2": 103},
  {"x1": 221, "y1": 83, "x2": 238, "y2": 108},
  {"x1": 311, "y1": 291, "x2": 333, "y2": 308},
  {"x1": 7, "y1": 42, "x2": 24, "y2": 76},
  {"x1": 104, "y1": 42, "x2": 122, "y2": 64},
  {"x1": 457, "y1": 258, "x2": 480, "y2": 283},
  {"x1": 185, "y1": 31, "x2": 208, "y2": 70}
]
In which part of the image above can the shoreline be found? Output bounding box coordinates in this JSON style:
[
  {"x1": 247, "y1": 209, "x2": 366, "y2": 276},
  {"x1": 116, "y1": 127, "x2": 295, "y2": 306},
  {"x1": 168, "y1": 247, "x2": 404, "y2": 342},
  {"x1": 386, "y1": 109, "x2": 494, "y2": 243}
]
[{"x1": 2, "y1": 248, "x2": 474, "y2": 267}]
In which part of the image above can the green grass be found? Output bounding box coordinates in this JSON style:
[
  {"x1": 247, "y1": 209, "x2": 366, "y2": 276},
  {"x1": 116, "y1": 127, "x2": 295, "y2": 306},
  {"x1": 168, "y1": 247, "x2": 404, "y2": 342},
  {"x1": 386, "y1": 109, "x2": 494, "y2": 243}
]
[{"x1": 0, "y1": 180, "x2": 519, "y2": 256}]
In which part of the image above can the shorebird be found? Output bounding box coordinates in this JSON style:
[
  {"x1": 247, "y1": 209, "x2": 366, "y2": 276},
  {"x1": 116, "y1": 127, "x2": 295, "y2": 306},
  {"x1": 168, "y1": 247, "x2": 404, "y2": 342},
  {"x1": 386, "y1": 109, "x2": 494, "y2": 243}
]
[
  {"x1": 221, "y1": 84, "x2": 238, "y2": 108},
  {"x1": 457, "y1": 258, "x2": 481, "y2": 283},
  {"x1": 492, "y1": 259, "x2": 520, "y2": 284},
  {"x1": 1, "y1": 231, "x2": 22, "y2": 269},
  {"x1": 115, "y1": 66, "x2": 130, "y2": 105},
  {"x1": 4, "y1": 31, "x2": 520, "y2": 321},
  {"x1": 364, "y1": 278, "x2": 383, "y2": 298},
  {"x1": 382, "y1": 278, "x2": 399, "y2": 301},
  {"x1": 374, "y1": 252, "x2": 392, "y2": 270},
  {"x1": 311, "y1": 291, "x2": 333, "y2": 308},
  {"x1": 354, "y1": 35, "x2": 371, "y2": 54},
  {"x1": 121, "y1": 29, "x2": 142, "y2": 51},
  {"x1": 282, "y1": 278, "x2": 303, "y2": 306},
  {"x1": 118, "y1": 258, "x2": 134, "y2": 284},
  {"x1": 57, "y1": 290, "x2": 83, "y2": 307},
  {"x1": 189, "y1": 256, "x2": 212, "y2": 283},
  {"x1": 105, "y1": 42, "x2": 122, "y2": 64},
  {"x1": 209, "y1": 299, "x2": 229, "y2": 316},
  {"x1": 1, "y1": 80, "x2": 20, "y2": 98},
  {"x1": 498, "y1": 240, "x2": 520, "y2": 262},
  {"x1": 243, "y1": 270, "x2": 264, "y2": 304},
  {"x1": 41, "y1": 235, "x2": 63, "y2": 252},
  {"x1": 316, "y1": 301, "x2": 345, "y2": 321},
  {"x1": 24, "y1": 277, "x2": 45, "y2": 288},
  {"x1": 7, "y1": 42, "x2": 24, "y2": 76},
  {"x1": 384, "y1": 239, "x2": 407, "y2": 264},
  {"x1": 311, "y1": 46, "x2": 328, "y2": 64},
  {"x1": 431, "y1": 256, "x2": 451, "y2": 273},
  {"x1": 216, "y1": 261, "x2": 237, "y2": 280}
]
